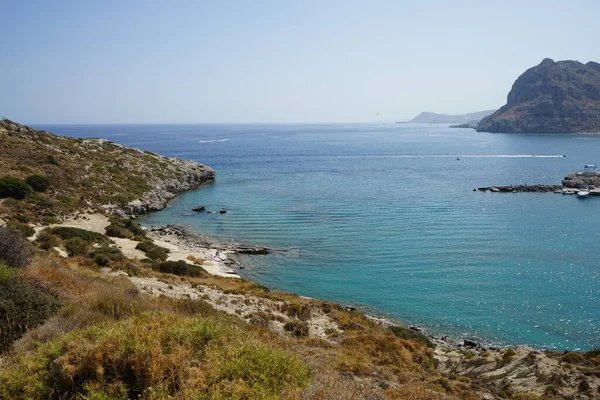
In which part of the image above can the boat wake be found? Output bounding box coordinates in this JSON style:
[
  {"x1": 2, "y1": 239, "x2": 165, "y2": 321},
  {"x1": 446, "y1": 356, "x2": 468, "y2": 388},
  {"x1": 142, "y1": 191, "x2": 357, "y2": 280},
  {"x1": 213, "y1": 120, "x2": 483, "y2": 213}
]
[{"x1": 199, "y1": 139, "x2": 231, "y2": 143}]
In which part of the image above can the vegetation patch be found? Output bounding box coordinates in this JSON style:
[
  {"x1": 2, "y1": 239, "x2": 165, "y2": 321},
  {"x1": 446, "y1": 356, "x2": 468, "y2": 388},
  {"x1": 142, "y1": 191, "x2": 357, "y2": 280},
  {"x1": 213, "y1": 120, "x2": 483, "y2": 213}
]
[
  {"x1": 389, "y1": 325, "x2": 435, "y2": 348},
  {"x1": 0, "y1": 262, "x2": 61, "y2": 352},
  {"x1": 135, "y1": 240, "x2": 170, "y2": 261},
  {"x1": 24, "y1": 175, "x2": 50, "y2": 192},
  {"x1": 154, "y1": 260, "x2": 207, "y2": 277},
  {"x1": 0, "y1": 176, "x2": 32, "y2": 199},
  {"x1": 0, "y1": 226, "x2": 34, "y2": 268},
  {"x1": 47, "y1": 226, "x2": 110, "y2": 245},
  {"x1": 5, "y1": 221, "x2": 35, "y2": 238},
  {"x1": 0, "y1": 312, "x2": 311, "y2": 399}
]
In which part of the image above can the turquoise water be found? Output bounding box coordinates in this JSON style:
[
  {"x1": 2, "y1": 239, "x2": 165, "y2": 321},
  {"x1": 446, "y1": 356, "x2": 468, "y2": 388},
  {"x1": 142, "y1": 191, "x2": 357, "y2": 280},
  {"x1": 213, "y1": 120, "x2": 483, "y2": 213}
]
[{"x1": 41, "y1": 123, "x2": 600, "y2": 350}]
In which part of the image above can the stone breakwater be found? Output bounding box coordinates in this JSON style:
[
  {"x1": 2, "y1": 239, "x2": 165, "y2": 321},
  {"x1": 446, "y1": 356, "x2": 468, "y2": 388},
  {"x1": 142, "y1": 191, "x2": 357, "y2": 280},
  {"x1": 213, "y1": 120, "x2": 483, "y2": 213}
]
[
  {"x1": 117, "y1": 160, "x2": 215, "y2": 217},
  {"x1": 477, "y1": 184, "x2": 563, "y2": 193}
]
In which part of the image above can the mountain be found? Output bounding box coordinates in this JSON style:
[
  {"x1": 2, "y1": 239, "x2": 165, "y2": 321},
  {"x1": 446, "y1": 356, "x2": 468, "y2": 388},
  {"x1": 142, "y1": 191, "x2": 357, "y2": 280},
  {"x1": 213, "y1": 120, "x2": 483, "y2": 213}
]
[
  {"x1": 477, "y1": 59, "x2": 600, "y2": 133},
  {"x1": 405, "y1": 110, "x2": 495, "y2": 124}
]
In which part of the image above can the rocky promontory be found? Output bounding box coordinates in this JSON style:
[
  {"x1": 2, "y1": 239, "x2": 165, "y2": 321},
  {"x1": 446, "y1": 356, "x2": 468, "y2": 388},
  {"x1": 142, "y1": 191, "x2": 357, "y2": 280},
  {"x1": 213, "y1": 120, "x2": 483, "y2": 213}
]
[
  {"x1": 477, "y1": 58, "x2": 600, "y2": 133},
  {"x1": 0, "y1": 119, "x2": 214, "y2": 222}
]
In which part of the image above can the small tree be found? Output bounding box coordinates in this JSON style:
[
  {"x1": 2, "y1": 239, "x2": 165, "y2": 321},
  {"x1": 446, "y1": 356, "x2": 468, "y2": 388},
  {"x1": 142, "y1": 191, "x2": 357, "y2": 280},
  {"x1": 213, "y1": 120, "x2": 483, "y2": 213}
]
[{"x1": 0, "y1": 227, "x2": 34, "y2": 268}]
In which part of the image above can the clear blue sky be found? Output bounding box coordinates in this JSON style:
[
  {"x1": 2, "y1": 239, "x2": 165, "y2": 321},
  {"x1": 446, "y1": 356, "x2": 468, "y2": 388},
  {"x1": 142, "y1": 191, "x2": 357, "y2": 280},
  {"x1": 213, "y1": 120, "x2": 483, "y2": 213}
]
[{"x1": 1, "y1": 0, "x2": 598, "y2": 124}]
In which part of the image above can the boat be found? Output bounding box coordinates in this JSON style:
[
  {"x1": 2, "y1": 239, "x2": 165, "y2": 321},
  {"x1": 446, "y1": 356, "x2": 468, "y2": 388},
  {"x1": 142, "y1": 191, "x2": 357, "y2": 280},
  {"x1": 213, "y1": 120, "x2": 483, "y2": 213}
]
[
  {"x1": 577, "y1": 188, "x2": 590, "y2": 197},
  {"x1": 562, "y1": 188, "x2": 575, "y2": 195}
]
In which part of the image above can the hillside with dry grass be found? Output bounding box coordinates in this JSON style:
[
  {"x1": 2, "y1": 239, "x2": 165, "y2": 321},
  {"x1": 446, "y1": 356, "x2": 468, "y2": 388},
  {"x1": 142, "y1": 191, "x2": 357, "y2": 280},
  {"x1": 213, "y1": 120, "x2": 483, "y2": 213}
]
[{"x1": 0, "y1": 119, "x2": 214, "y2": 223}]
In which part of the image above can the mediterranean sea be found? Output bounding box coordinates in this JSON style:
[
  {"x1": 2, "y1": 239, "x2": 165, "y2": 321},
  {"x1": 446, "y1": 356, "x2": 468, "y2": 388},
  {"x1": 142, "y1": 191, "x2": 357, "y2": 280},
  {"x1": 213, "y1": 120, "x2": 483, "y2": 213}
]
[{"x1": 38, "y1": 123, "x2": 600, "y2": 351}]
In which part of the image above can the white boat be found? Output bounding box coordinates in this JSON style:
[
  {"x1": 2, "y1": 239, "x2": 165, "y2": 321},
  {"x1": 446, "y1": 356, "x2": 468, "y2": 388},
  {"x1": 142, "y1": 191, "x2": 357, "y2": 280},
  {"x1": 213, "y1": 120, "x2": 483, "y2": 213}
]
[
  {"x1": 561, "y1": 188, "x2": 569, "y2": 195},
  {"x1": 577, "y1": 189, "x2": 590, "y2": 197}
]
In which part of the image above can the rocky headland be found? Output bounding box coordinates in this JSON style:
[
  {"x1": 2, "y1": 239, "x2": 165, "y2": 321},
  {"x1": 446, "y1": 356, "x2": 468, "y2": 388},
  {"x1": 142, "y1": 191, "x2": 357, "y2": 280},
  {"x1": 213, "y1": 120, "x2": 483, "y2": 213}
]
[
  {"x1": 402, "y1": 109, "x2": 495, "y2": 124},
  {"x1": 0, "y1": 119, "x2": 214, "y2": 222},
  {"x1": 478, "y1": 58, "x2": 600, "y2": 133}
]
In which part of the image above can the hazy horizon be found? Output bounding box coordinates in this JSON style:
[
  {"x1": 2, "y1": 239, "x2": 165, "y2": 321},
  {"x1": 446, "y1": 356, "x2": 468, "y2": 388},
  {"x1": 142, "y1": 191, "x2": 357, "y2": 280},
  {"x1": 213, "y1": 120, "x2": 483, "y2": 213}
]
[{"x1": 2, "y1": 0, "x2": 599, "y2": 124}]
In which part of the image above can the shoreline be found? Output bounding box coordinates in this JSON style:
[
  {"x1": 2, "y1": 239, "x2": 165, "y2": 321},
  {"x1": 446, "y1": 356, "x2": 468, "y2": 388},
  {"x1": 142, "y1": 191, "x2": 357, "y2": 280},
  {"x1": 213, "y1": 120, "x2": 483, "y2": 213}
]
[{"x1": 39, "y1": 211, "x2": 588, "y2": 354}]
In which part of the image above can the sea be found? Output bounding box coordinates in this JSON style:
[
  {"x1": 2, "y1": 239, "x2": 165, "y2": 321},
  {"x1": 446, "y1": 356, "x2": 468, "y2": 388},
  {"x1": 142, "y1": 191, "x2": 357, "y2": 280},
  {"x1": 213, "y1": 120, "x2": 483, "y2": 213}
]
[{"x1": 37, "y1": 123, "x2": 600, "y2": 351}]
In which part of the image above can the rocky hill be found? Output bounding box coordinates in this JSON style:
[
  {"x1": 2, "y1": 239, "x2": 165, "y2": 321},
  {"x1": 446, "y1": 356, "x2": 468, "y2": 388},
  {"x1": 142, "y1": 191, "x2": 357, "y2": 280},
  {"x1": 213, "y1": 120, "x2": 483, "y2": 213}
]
[
  {"x1": 405, "y1": 110, "x2": 495, "y2": 124},
  {"x1": 0, "y1": 119, "x2": 214, "y2": 222},
  {"x1": 477, "y1": 59, "x2": 600, "y2": 133}
]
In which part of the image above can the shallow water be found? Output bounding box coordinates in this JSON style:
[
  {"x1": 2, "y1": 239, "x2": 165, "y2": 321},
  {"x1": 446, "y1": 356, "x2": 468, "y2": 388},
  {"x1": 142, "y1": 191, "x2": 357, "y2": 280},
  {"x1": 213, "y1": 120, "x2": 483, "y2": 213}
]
[{"x1": 41, "y1": 123, "x2": 600, "y2": 350}]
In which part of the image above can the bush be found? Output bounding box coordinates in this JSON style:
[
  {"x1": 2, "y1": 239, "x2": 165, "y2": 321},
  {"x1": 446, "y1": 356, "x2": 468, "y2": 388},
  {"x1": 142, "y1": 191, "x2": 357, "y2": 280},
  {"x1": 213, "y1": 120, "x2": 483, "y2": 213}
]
[
  {"x1": 135, "y1": 241, "x2": 170, "y2": 261},
  {"x1": 47, "y1": 227, "x2": 109, "y2": 245},
  {"x1": 123, "y1": 219, "x2": 145, "y2": 236},
  {"x1": 0, "y1": 227, "x2": 34, "y2": 268},
  {"x1": 388, "y1": 326, "x2": 434, "y2": 348},
  {"x1": 65, "y1": 238, "x2": 89, "y2": 257},
  {"x1": 90, "y1": 247, "x2": 126, "y2": 266},
  {"x1": 35, "y1": 231, "x2": 61, "y2": 250},
  {"x1": 283, "y1": 320, "x2": 310, "y2": 337},
  {"x1": 154, "y1": 260, "x2": 205, "y2": 277},
  {"x1": 6, "y1": 221, "x2": 35, "y2": 238},
  {"x1": 24, "y1": 175, "x2": 50, "y2": 192},
  {"x1": 47, "y1": 154, "x2": 60, "y2": 166},
  {"x1": 0, "y1": 176, "x2": 33, "y2": 199},
  {"x1": 105, "y1": 224, "x2": 132, "y2": 238},
  {"x1": 0, "y1": 262, "x2": 61, "y2": 352}
]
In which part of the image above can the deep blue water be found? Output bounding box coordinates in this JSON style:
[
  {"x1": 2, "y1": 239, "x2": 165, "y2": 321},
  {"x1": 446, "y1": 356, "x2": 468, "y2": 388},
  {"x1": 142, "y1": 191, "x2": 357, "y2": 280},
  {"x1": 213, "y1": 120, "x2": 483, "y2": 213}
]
[{"x1": 38, "y1": 123, "x2": 600, "y2": 351}]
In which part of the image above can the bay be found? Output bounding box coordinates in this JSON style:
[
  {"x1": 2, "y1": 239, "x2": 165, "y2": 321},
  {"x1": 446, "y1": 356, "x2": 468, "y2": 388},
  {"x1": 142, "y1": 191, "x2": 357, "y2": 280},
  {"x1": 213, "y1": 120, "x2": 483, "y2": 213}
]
[{"x1": 39, "y1": 123, "x2": 600, "y2": 350}]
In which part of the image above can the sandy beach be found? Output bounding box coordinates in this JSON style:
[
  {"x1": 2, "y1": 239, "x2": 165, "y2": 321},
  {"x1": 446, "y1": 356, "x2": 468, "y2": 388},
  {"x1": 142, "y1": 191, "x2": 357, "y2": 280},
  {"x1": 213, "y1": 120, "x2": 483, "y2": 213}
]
[{"x1": 32, "y1": 213, "x2": 240, "y2": 278}]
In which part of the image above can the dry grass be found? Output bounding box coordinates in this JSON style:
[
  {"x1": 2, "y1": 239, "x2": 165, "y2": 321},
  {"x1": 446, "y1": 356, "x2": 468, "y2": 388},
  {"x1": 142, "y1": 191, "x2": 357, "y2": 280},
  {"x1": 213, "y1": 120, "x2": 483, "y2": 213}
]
[{"x1": 0, "y1": 253, "x2": 490, "y2": 399}]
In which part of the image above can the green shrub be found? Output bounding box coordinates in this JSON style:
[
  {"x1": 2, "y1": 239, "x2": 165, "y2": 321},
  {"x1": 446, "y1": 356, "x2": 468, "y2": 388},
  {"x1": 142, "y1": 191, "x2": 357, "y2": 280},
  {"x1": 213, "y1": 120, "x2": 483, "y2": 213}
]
[
  {"x1": 135, "y1": 241, "x2": 169, "y2": 261},
  {"x1": 388, "y1": 326, "x2": 434, "y2": 348},
  {"x1": 90, "y1": 247, "x2": 126, "y2": 266},
  {"x1": 153, "y1": 260, "x2": 205, "y2": 277},
  {"x1": 0, "y1": 262, "x2": 61, "y2": 352},
  {"x1": 47, "y1": 154, "x2": 60, "y2": 165},
  {"x1": 0, "y1": 176, "x2": 33, "y2": 199},
  {"x1": 65, "y1": 238, "x2": 89, "y2": 257},
  {"x1": 35, "y1": 231, "x2": 62, "y2": 250},
  {"x1": 0, "y1": 227, "x2": 34, "y2": 268},
  {"x1": 105, "y1": 224, "x2": 132, "y2": 238},
  {"x1": 47, "y1": 227, "x2": 109, "y2": 245},
  {"x1": 24, "y1": 175, "x2": 50, "y2": 192},
  {"x1": 123, "y1": 219, "x2": 145, "y2": 236},
  {"x1": 561, "y1": 351, "x2": 585, "y2": 364},
  {"x1": 283, "y1": 320, "x2": 310, "y2": 337},
  {"x1": 6, "y1": 221, "x2": 35, "y2": 238}
]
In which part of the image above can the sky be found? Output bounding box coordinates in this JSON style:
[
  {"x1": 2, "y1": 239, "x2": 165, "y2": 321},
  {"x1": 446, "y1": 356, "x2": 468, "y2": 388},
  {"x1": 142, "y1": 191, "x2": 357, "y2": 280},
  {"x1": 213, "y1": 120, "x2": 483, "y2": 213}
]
[{"x1": 1, "y1": 0, "x2": 599, "y2": 124}]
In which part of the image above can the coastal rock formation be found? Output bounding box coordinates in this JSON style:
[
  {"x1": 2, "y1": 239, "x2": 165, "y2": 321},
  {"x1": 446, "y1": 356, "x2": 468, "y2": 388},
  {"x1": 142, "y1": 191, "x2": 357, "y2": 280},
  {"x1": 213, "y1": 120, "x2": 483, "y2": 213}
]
[
  {"x1": 562, "y1": 173, "x2": 600, "y2": 188},
  {"x1": 477, "y1": 58, "x2": 600, "y2": 133},
  {"x1": 117, "y1": 160, "x2": 214, "y2": 216}
]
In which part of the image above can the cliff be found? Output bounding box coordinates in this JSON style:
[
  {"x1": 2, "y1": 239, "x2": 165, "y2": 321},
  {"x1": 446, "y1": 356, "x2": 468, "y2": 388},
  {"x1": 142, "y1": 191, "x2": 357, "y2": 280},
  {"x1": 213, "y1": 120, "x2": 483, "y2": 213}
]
[
  {"x1": 477, "y1": 59, "x2": 600, "y2": 133},
  {"x1": 0, "y1": 119, "x2": 214, "y2": 221}
]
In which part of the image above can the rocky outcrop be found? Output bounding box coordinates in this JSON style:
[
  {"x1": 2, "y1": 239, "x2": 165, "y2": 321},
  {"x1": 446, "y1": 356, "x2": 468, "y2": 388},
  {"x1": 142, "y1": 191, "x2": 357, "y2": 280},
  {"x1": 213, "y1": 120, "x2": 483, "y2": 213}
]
[
  {"x1": 435, "y1": 345, "x2": 600, "y2": 399},
  {"x1": 478, "y1": 58, "x2": 600, "y2": 133},
  {"x1": 117, "y1": 160, "x2": 214, "y2": 217},
  {"x1": 562, "y1": 173, "x2": 600, "y2": 188}
]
